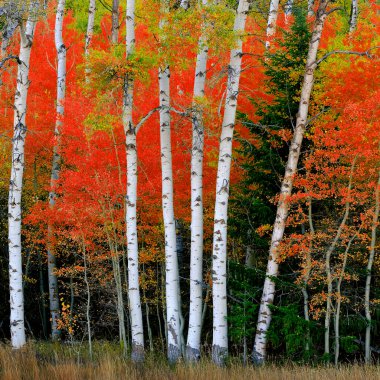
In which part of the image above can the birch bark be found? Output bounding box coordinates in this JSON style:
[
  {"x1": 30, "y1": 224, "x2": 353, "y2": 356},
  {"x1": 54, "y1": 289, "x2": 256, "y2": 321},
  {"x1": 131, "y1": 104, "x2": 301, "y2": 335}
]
[
  {"x1": 349, "y1": 0, "x2": 358, "y2": 33},
  {"x1": 124, "y1": 0, "x2": 145, "y2": 363},
  {"x1": 265, "y1": 0, "x2": 280, "y2": 49},
  {"x1": 111, "y1": 0, "x2": 120, "y2": 44},
  {"x1": 186, "y1": 0, "x2": 209, "y2": 363},
  {"x1": 159, "y1": 62, "x2": 181, "y2": 362},
  {"x1": 157, "y1": 0, "x2": 182, "y2": 364},
  {"x1": 252, "y1": 0, "x2": 329, "y2": 364},
  {"x1": 85, "y1": 0, "x2": 96, "y2": 56},
  {"x1": 47, "y1": 0, "x2": 67, "y2": 342},
  {"x1": 334, "y1": 230, "x2": 358, "y2": 365},
  {"x1": 324, "y1": 158, "x2": 355, "y2": 357},
  {"x1": 211, "y1": 0, "x2": 251, "y2": 367},
  {"x1": 364, "y1": 171, "x2": 380, "y2": 363},
  {"x1": 8, "y1": 6, "x2": 38, "y2": 350}
]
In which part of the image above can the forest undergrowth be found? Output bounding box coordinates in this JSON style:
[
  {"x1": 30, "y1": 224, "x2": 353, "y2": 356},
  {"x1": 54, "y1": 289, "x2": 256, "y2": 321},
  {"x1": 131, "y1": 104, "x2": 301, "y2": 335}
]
[{"x1": 0, "y1": 343, "x2": 379, "y2": 380}]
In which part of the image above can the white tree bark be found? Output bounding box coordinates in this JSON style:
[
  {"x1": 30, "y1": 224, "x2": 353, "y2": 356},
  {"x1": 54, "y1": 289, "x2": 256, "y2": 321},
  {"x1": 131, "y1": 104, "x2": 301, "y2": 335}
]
[
  {"x1": 252, "y1": 0, "x2": 329, "y2": 365},
  {"x1": 8, "y1": 6, "x2": 38, "y2": 350},
  {"x1": 211, "y1": 0, "x2": 251, "y2": 367},
  {"x1": 334, "y1": 230, "x2": 358, "y2": 365},
  {"x1": 46, "y1": 0, "x2": 67, "y2": 342},
  {"x1": 111, "y1": 0, "x2": 120, "y2": 44},
  {"x1": 265, "y1": 0, "x2": 280, "y2": 49},
  {"x1": 158, "y1": 0, "x2": 181, "y2": 364},
  {"x1": 308, "y1": 0, "x2": 315, "y2": 16},
  {"x1": 364, "y1": 171, "x2": 380, "y2": 364},
  {"x1": 349, "y1": 0, "x2": 358, "y2": 34},
  {"x1": 124, "y1": 0, "x2": 145, "y2": 363},
  {"x1": 159, "y1": 63, "x2": 181, "y2": 363},
  {"x1": 284, "y1": 0, "x2": 293, "y2": 21},
  {"x1": 186, "y1": 0, "x2": 209, "y2": 363},
  {"x1": 85, "y1": 0, "x2": 96, "y2": 56},
  {"x1": 324, "y1": 158, "x2": 354, "y2": 357}
]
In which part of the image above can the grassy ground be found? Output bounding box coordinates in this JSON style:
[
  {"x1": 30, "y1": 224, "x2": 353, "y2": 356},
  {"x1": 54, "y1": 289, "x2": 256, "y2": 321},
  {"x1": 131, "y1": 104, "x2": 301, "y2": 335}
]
[{"x1": 0, "y1": 342, "x2": 379, "y2": 380}]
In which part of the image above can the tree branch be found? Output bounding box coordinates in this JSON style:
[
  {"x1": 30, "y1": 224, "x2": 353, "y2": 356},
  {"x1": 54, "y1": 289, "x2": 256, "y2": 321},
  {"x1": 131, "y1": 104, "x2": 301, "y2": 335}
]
[
  {"x1": 315, "y1": 47, "x2": 379, "y2": 66},
  {"x1": 135, "y1": 107, "x2": 160, "y2": 134}
]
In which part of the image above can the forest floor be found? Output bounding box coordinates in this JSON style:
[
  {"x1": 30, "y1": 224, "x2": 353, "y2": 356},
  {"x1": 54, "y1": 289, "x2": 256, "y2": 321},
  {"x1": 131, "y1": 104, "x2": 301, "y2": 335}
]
[{"x1": 0, "y1": 342, "x2": 379, "y2": 380}]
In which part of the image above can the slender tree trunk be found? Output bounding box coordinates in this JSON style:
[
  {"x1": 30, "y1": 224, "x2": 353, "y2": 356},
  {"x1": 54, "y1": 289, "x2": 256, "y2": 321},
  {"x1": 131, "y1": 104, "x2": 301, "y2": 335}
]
[
  {"x1": 334, "y1": 230, "x2": 358, "y2": 365},
  {"x1": 158, "y1": 1, "x2": 181, "y2": 364},
  {"x1": 252, "y1": 0, "x2": 329, "y2": 364},
  {"x1": 111, "y1": 0, "x2": 120, "y2": 44},
  {"x1": 364, "y1": 171, "x2": 380, "y2": 364},
  {"x1": 308, "y1": 0, "x2": 315, "y2": 16},
  {"x1": 349, "y1": 0, "x2": 358, "y2": 34},
  {"x1": 324, "y1": 158, "x2": 355, "y2": 358},
  {"x1": 8, "y1": 8, "x2": 38, "y2": 350},
  {"x1": 159, "y1": 62, "x2": 181, "y2": 363},
  {"x1": 38, "y1": 253, "x2": 48, "y2": 339},
  {"x1": 47, "y1": 0, "x2": 66, "y2": 342},
  {"x1": 82, "y1": 240, "x2": 92, "y2": 359},
  {"x1": 265, "y1": 0, "x2": 280, "y2": 49},
  {"x1": 85, "y1": 0, "x2": 96, "y2": 56},
  {"x1": 302, "y1": 199, "x2": 314, "y2": 355},
  {"x1": 124, "y1": 0, "x2": 144, "y2": 362},
  {"x1": 105, "y1": 231, "x2": 127, "y2": 355},
  {"x1": 211, "y1": 0, "x2": 251, "y2": 367},
  {"x1": 186, "y1": 0, "x2": 209, "y2": 363}
]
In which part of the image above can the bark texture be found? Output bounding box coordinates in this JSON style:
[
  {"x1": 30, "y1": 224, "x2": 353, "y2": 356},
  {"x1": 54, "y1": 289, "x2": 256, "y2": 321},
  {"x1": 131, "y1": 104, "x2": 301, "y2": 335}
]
[
  {"x1": 211, "y1": 0, "x2": 251, "y2": 367},
  {"x1": 47, "y1": 0, "x2": 67, "y2": 342},
  {"x1": 186, "y1": 0, "x2": 209, "y2": 363},
  {"x1": 252, "y1": 0, "x2": 329, "y2": 365},
  {"x1": 364, "y1": 172, "x2": 380, "y2": 363},
  {"x1": 8, "y1": 6, "x2": 38, "y2": 350},
  {"x1": 265, "y1": 0, "x2": 279, "y2": 49},
  {"x1": 124, "y1": 0, "x2": 145, "y2": 363}
]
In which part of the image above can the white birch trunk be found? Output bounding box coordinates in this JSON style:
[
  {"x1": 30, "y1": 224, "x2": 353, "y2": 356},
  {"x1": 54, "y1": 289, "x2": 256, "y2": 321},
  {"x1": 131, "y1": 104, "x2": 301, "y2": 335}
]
[
  {"x1": 124, "y1": 0, "x2": 144, "y2": 362},
  {"x1": 111, "y1": 0, "x2": 120, "y2": 44},
  {"x1": 211, "y1": 0, "x2": 251, "y2": 367},
  {"x1": 334, "y1": 231, "x2": 358, "y2": 365},
  {"x1": 284, "y1": 0, "x2": 293, "y2": 21},
  {"x1": 85, "y1": 0, "x2": 96, "y2": 56},
  {"x1": 158, "y1": 0, "x2": 181, "y2": 363},
  {"x1": 47, "y1": 0, "x2": 66, "y2": 342},
  {"x1": 308, "y1": 0, "x2": 315, "y2": 17},
  {"x1": 265, "y1": 0, "x2": 280, "y2": 49},
  {"x1": 159, "y1": 63, "x2": 181, "y2": 363},
  {"x1": 186, "y1": 0, "x2": 209, "y2": 363},
  {"x1": 349, "y1": 0, "x2": 358, "y2": 34},
  {"x1": 324, "y1": 159, "x2": 354, "y2": 357},
  {"x1": 302, "y1": 199, "x2": 314, "y2": 354},
  {"x1": 252, "y1": 0, "x2": 329, "y2": 364},
  {"x1": 364, "y1": 172, "x2": 380, "y2": 364},
  {"x1": 8, "y1": 8, "x2": 37, "y2": 350}
]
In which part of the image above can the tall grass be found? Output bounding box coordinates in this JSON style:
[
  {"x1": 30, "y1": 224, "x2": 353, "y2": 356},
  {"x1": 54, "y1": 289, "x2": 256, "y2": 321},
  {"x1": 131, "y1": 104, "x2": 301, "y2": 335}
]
[{"x1": 0, "y1": 342, "x2": 379, "y2": 380}]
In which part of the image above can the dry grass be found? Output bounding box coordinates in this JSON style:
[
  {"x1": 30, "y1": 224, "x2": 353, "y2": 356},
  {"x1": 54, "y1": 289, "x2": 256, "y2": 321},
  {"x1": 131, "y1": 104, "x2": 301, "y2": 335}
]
[{"x1": 0, "y1": 343, "x2": 379, "y2": 380}]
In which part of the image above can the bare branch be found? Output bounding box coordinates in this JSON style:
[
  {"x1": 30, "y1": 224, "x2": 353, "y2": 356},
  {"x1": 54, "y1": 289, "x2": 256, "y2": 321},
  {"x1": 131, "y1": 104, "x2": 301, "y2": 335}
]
[
  {"x1": 315, "y1": 47, "x2": 379, "y2": 66},
  {"x1": 135, "y1": 107, "x2": 160, "y2": 134}
]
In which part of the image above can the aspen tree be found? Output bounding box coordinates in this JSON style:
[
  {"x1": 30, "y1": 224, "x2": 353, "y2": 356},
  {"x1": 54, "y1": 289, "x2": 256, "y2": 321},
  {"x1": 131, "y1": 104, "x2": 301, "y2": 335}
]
[
  {"x1": 8, "y1": 1, "x2": 38, "y2": 349},
  {"x1": 323, "y1": 159, "x2": 355, "y2": 357},
  {"x1": 124, "y1": 0, "x2": 145, "y2": 362},
  {"x1": 47, "y1": 0, "x2": 66, "y2": 342},
  {"x1": 364, "y1": 172, "x2": 380, "y2": 363},
  {"x1": 85, "y1": 0, "x2": 95, "y2": 56},
  {"x1": 211, "y1": 0, "x2": 251, "y2": 367},
  {"x1": 266, "y1": 0, "x2": 280, "y2": 49},
  {"x1": 158, "y1": 0, "x2": 181, "y2": 363},
  {"x1": 349, "y1": 0, "x2": 358, "y2": 33},
  {"x1": 111, "y1": 0, "x2": 119, "y2": 44},
  {"x1": 186, "y1": 0, "x2": 209, "y2": 363},
  {"x1": 252, "y1": 0, "x2": 330, "y2": 365}
]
